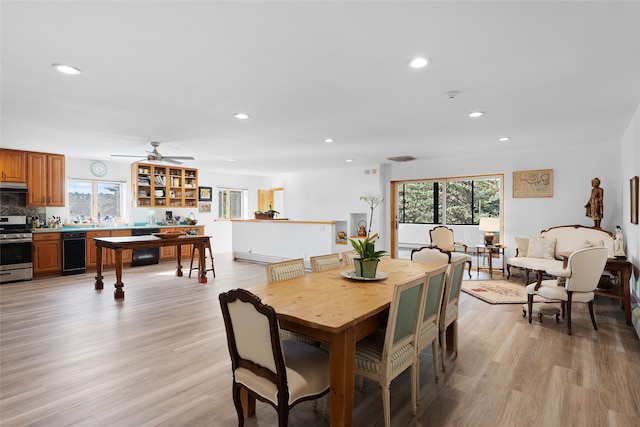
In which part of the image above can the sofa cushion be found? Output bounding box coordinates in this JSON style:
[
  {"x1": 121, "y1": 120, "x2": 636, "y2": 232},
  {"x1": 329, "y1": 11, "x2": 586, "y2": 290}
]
[
  {"x1": 541, "y1": 226, "x2": 614, "y2": 258},
  {"x1": 508, "y1": 256, "x2": 563, "y2": 273},
  {"x1": 527, "y1": 237, "x2": 556, "y2": 259},
  {"x1": 515, "y1": 237, "x2": 529, "y2": 257}
]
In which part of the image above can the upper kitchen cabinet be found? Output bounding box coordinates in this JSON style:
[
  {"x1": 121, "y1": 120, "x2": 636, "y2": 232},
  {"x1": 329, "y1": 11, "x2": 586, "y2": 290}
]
[
  {"x1": 0, "y1": 149, "x2": 27, "y2": 183},
  {"x1": 132, "y1": 163, "x2": 197, "y2": 208},
  {"x1": 27, "y1": 152, "x2": 66, "y2": 207}
]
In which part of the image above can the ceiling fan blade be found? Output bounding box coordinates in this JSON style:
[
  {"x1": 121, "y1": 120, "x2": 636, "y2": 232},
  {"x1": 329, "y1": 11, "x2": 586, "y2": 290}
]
[
  {"x1": 111, "y1": 154, "x2": 145, "y2": 158},
  {"x1": 164, "y1": 158, "x2": 183, "y2": 165},
  {"x1": 163, "y1": 156, "x2": 195, "y2": 160}
]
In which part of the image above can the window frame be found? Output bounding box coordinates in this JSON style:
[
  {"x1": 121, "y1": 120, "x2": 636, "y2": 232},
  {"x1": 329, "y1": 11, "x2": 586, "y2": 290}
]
[{"x1": 66, "y1": 178, "x2": 127, "y2": 223}]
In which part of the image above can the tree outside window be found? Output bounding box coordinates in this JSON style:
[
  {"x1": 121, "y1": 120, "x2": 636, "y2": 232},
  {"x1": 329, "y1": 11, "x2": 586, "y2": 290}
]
[{"x1": 67, "y1": 179, "x2": 124, "y2": 222}]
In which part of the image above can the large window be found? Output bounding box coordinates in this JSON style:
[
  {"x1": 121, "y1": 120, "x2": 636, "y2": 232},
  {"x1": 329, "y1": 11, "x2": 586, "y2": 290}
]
[
  {"x1": 218, "y1": 188, "x2": 247, "y2": 219},
  {"x1": 397, "y1": 176, "x2": 501, "y2": 225},
  {"x1": 67, "y1": 179, "x2": 125, "y2": 222}
]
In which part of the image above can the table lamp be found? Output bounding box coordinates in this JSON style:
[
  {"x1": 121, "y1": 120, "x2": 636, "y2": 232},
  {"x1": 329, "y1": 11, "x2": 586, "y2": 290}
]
[{"x1": 479, "y1": 217, "x2": 500, "y2": 245}]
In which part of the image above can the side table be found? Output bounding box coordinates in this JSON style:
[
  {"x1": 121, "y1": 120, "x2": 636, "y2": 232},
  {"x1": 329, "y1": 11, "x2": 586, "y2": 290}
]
[{"x1": 475, "y1": 245, "x2": 506, "y2": 278}]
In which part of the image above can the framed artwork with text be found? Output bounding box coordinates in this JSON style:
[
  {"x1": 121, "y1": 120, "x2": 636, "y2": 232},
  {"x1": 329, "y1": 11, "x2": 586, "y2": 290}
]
[{"x1": 513, "y1": 169, "x2": 553, "y2": 198}]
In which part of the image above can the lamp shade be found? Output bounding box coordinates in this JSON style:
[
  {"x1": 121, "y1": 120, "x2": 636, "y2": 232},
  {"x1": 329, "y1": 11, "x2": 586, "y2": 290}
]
[
  {"x1": 479, "y1": 217, "x2": 500, "y2": 245},
  {"x1": 478, "y1": 217, "x2": 500, "y2": 232}
]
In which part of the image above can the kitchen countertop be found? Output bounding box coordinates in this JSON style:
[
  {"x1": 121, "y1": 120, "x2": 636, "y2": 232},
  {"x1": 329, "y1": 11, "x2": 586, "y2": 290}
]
[{"x1": 31, "y1": 224, "x2": 203, "y2": 233}]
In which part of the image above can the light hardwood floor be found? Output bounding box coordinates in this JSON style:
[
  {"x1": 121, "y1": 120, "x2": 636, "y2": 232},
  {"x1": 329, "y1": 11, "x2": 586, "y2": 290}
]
[{"x1": 1, "y1": 254, "x2": 639, "y2": 427}]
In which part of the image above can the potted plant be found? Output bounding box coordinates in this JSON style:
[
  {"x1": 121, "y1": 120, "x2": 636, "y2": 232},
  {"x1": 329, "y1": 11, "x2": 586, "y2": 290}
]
[
  {"x1": 254, "y1": 205, "x2": 280, "y2": 219},
  {"x1": 348, "y1": 234, "x2": 387, "y2": 278}
]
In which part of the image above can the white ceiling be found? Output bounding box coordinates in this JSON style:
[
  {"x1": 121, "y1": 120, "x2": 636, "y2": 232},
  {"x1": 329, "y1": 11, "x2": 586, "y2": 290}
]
[{"x1": 2, "y1": 1, "x2": 639, "y2": 176}]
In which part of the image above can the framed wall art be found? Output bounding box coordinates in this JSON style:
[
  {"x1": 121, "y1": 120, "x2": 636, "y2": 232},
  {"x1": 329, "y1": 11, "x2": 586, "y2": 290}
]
[
  {"x1": 199, "y1": 202, "x2": 211, "y2": 213},
  {"x1": 513, "y1": 169, "x2": 553, "y2": 198},
  {"x1": 631, "y1": 176, "x2": 639, "y2": 224},
  {"x1": 198, "y1": 186, "x2": 212, "y2": 202}
]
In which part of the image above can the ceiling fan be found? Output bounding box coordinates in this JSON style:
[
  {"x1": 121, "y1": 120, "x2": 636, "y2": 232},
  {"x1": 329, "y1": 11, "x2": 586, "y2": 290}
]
[{"x1": 111, "y1": 142, "x2": 195, "y2": 165}]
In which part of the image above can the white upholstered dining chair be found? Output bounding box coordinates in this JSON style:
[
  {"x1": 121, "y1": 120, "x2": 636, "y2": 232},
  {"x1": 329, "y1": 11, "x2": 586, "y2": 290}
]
[
  {"x1": 266, "y1": 258, "x2": 306, "y2": 283},
  {"x1": 526, "y1": 246, "x2": 608, "y2": 335},
  {"x1": 219, "y1": 288, "x2": 330, "y2": 426}
]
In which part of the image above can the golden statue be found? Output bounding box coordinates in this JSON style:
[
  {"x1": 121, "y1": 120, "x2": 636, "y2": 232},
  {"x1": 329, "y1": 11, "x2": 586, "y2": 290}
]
[{"x1": 585, "y1": 177, "x2": 604, "y2": 228}]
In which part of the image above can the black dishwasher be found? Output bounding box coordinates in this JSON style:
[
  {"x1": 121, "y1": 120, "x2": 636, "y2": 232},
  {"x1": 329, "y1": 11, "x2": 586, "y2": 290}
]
[
  {"x1": 131, "y1": 228, "x2": 160, "y2": 266},
  {"x1": 62, "y1": 232, "x2": 86, "y2": 275}
]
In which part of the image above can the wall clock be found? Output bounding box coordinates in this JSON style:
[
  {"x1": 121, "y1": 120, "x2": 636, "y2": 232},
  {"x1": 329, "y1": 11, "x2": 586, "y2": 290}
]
[{"x1": 90, "y1": 160, "x2": 108, "y2": 177}]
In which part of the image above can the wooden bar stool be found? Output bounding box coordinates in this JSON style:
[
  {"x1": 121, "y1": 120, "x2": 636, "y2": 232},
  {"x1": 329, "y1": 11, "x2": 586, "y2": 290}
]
[{"x1": 189, "y1": 239, "x2": 215, "y2": 278}]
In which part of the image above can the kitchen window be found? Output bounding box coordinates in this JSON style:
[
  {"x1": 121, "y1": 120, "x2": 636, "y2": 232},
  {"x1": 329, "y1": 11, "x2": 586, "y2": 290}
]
[{"x1": 67, "y1": 179, "x2": 126, "y2": 222}]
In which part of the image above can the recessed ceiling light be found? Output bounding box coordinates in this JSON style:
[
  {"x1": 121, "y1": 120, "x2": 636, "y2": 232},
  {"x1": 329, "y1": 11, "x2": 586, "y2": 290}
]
[
  {"x1": 409, "y1": 57, "x2": 430, "y2": 68},
  {"x1": 498, "y1": 137, "x2": 511, "y2": 142},
  {"x1": 52, "y1": 63, "x2": 81, "y2": 75},
  {"x1": 324, "y1": 138, "x2": 335, "y2": 143},
  {"x1": 468, "y1": 111, "x2": 484, "y2": 118},
  {"x1": 226, "y1": 158, "x2": 236, "y2": 162},
  {"x1": 346, "y1": 159, "x2": 353, "y2": 163},
  {"x1": 233, "y1": 113, "x2": 249, "y2": 119}
]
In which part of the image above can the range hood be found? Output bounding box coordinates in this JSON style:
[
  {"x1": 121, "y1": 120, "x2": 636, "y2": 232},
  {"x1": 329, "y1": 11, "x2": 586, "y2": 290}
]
[{"x1": 0, "y1": 182, "x2": 28, "y2": 193}]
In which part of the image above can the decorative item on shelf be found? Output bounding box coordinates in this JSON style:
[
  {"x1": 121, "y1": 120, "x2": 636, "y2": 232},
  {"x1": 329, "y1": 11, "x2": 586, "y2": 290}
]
[
  {"x1": 254, "y1": 205, "x2": 279, "y2": 219},
  {"x1": 585, "y1": 177, "x2": 604, "y2": 229},
  {"x1": 348, "y1": 233, "x2": 386, "y2": 279},
  {"x1": 336, "y1": 230, "x2": 347, "y2": 244},
  {"x1": 613, "y1": 225, "x2": 626, "y2": 259},
  {"x1": 360, "y1": 192, "x2": 385, "y2": 238},
  {"x1": 478, "y1": 217, "x2": 500, "y2": 245},
  {"x1": 357, "y1": 220, "x2": 367, "y2": 237}
]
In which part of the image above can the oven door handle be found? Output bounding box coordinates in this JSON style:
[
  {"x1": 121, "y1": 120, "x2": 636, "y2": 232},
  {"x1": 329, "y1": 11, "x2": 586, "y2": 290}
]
[{"x1": 0, "y1": 238, "x2": 33, "y2": 244}]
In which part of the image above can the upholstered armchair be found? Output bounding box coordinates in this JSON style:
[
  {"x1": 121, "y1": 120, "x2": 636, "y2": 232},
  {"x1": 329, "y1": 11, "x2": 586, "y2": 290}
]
[
  {"x1": 429, "y1": 226, "x2": 472, "y2": 278},
  {"x1": 526, "y1": 246, "x2": 608, "y2": 335}
]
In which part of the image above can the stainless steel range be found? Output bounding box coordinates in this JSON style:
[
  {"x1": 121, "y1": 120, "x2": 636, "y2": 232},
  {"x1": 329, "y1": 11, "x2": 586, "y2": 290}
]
[{"x1": 0, "y1": 215, "x2": 33, "y2": 284}]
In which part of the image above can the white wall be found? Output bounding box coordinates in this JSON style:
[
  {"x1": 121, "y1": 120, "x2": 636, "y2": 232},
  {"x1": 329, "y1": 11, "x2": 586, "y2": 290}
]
[
  {"x1": 620, "y1": 105, "x2": 640, "y2": 303},
  {"x1": 388, "y1": 139, "x2": 622, "y2": 260}
]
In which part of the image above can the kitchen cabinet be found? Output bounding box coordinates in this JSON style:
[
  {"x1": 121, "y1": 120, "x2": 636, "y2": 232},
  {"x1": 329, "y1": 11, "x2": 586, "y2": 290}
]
[
  {"x1": 0, "y1": 149, "x2": 27, "y2": 183},
  {"x1": 86, "y1": 229, "x2": 132, "y2": 269},
  {"x1": 33, "y1": 233, "x2": 62, "y2": 276},
  {"x1": 132, "y1": 163, "x2": 198, "y2": 208},
  {"x1": 26, "y1": 152, "x2": 65, "y2": 207}
]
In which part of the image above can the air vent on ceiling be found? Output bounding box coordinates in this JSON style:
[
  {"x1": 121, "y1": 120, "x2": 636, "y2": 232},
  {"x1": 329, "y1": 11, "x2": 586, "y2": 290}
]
[{"x1": 386, "y1": 156, "x2": 416, "y2": 162}]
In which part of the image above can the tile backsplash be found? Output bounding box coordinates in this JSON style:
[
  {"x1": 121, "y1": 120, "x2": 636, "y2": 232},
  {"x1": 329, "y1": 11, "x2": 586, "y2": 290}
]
[{"x1": 0, "y1": 192, "x2": 45, "y2": 219}]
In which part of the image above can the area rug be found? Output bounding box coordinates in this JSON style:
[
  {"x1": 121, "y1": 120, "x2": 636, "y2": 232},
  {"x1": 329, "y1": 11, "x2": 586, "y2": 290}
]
[{"x1": 461, "y1": 280, "x2": 544, "y2": 304}]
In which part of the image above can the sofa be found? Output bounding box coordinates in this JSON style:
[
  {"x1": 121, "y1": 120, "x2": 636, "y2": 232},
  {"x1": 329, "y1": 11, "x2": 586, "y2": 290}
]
[{"x1": 507, "y1": 225, "x2": 615, "y2": 282}]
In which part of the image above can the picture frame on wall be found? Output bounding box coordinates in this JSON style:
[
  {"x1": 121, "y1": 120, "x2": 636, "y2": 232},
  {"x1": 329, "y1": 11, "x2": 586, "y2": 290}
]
[
  {"x1": 199, "y1": 202, "x2": 211, "y2": 213},
  {"x1": 631, "y1": 176, "x2": 639, "y2": 224},
  {"x1": 198, "y1": 186, "x2": 212, "y2": 202},
  {"x1": 512, "y1": 169, "x2": 553, "y2": 198}
]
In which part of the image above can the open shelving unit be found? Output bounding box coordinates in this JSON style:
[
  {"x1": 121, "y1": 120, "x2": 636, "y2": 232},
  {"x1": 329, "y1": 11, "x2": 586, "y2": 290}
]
[{"x1": 132, "y1": 163, "x2": 198, "y2": 208}]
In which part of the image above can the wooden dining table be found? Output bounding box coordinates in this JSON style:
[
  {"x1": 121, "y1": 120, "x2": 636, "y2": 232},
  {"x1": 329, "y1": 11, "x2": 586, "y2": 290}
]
[{"x1": 250, "y1": 257, "x2": 443, "y2": 427}]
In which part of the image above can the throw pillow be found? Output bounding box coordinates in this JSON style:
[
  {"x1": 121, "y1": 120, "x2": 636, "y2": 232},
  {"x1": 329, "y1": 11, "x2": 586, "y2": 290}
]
[
  {"x1": 527, "y1": 237, "x2": 556, "y2": 259},
  {"x1": 583, "y1": 240, "x2": 604, "y2": 248},
  {"x1": 515, "y1": 237, "x2": 529, "y2": 257}
]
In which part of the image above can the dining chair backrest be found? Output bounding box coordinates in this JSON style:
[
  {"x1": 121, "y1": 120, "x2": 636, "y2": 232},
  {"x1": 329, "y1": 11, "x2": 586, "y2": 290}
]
[
  {"x1": 440, "y1": 257, "x2": 466, "y2": 327},
  {"x1": 310, "y1": 253, "x2": 341, "y2": 272},
  {"x1": 565, "y1": 247, "x2": 609, "y2": 293},
  {"x1": 266, "y1": 258, "x2": 306, "y2": 283},
  {"x1": 421, "y1": 264, "x2": 449, "y2": 332},
  {"x1": 341, "y1": 250, "x2": 359, "y2": 266},
  {"x1": 219, "y1": 288, "x2": 285, "y2": 397},
  {"x1": 384, "y1": 276, "x2": 427, "y2": 354},
  {"x1": 411, "y1": 246, "x2": 450, "y2": 265}
]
